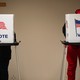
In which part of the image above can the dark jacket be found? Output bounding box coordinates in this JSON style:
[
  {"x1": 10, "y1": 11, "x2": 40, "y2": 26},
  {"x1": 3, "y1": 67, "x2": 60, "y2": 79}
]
[{"x1": 0, "y1": 46, "x2": 11, "y2": 61}]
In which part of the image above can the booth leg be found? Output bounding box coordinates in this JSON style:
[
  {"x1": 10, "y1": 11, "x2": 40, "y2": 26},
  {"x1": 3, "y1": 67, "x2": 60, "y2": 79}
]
[
  {"x1": 60, "y1": 46, "x2": 67, "y2": 80},
  {"x1": 15, "y1": 46, "x2": 21, "y2": 80}
]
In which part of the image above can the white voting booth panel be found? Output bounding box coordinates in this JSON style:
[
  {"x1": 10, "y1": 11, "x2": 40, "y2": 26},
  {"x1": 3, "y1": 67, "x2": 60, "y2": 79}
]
[
  {"x1": 65, "y1": 14, "x2": 80, "y2": 43},
  {"x1": 0, "y1": 14, "x2": 21, "y2": 80},
  {"x1": 0, "y1": 14, "x2": 14, "y2": 43}
]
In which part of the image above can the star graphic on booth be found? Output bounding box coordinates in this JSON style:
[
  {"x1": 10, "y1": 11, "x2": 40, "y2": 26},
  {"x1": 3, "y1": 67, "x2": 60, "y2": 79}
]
[{"x1": 0, "y1": 22, "x2": 7, "y2": 29}]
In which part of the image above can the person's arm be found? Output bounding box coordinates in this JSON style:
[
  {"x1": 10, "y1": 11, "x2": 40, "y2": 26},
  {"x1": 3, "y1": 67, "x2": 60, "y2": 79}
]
[
  {"x1": 62, "y1": 24, "x2": 66, "y2": 37},
  {"x1": 14, "y1": 32, "x2": 16, "y2": 42},
  {"x1": 62, "y1": 24, "x2": 67, "y2": 47}
]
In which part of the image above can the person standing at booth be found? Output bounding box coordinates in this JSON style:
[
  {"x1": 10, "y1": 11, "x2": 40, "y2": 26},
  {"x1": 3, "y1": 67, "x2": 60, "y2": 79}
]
[
  {"x1": 0, "y1": 32, "x2": 16, "y2": 80},
  {"x1": 0, "y1": 46, "x2": 11, "y2": 80},
  {"x1": 62, "y1": 9, "x2": 80, "y2": 80}
]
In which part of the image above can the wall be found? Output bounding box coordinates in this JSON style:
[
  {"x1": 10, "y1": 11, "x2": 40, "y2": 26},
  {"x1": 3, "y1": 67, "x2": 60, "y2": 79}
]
[{"x1": 0, "y1": 0, "x2": 80, "y2": 80}]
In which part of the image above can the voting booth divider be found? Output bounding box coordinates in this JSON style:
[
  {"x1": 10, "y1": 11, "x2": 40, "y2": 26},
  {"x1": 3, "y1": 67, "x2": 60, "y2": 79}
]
[
  {"x1": 0, "y1": 14, "x2": 14, "y2": 43},
  {"x1": 0, "y1": 14, "x2": 21, "y2": 80}
]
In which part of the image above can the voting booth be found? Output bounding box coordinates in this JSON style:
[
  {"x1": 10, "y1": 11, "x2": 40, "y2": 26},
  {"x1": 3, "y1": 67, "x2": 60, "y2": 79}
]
[
  {"x1": 60, "y1": 14, "x2": 80, "y2": 80},
  {"x1": 0, "y1": 14, "x2": 21, "y2": 80},
  {"x1": 65, "y1": 14, "x2": 80, "y2": 43}
]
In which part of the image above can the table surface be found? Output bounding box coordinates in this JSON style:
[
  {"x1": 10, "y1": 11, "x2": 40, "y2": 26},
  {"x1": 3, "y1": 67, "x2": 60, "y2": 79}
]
[
  {"x1": 61, "y1": 40, "x2": 80, "y2": 45},
  {"x1": 0, "y1": 41, "x2": 21, "y2": 46}
]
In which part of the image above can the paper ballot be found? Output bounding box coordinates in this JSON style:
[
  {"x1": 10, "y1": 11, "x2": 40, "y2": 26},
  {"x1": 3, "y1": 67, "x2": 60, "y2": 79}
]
[{"x1": 65, "y1": 14, "x2": 80, "y2": 43}]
